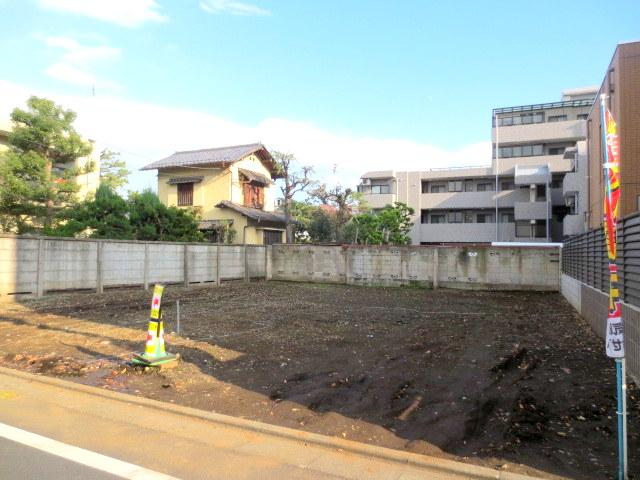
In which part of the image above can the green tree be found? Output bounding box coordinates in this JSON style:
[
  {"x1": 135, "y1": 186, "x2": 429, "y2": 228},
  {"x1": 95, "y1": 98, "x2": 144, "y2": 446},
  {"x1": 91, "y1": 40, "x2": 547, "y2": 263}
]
[
  {"x1": 0, "y1": 97, "x2": 92, "y2": 232},
  {"x1": 99, "y1": 149, "x2": 130, "y2": 191},
  {"x1": 128, "y1": 190, "x2": 203, "y2": 242},
  {"x1": 288, "y1": 200, "x2": 316, "y2": 241},
  {"x1": 51, "y1": 184, "x2": 133, "y2": 239},
  {"x1": 307, "y1": 208, "x2": 334, "y2": 242},
  {"x1": 347, "y1": 202, "x2": 414, "y2": 245},
  {"x1": 309, "y1": 184, "x2": 362, "y2": 242}
]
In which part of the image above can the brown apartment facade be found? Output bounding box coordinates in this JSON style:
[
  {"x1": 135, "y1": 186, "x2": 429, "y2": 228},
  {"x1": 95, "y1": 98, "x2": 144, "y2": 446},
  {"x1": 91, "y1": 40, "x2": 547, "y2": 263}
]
[{"x1": 588, "y1": 41, "x2": 640, "y2": 228}]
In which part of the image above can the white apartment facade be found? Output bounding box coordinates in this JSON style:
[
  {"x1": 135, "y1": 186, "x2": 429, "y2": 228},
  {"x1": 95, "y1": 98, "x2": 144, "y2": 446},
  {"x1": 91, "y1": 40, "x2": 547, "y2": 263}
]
[{"x1": 358, "y1": 88, "x2": 596, "y2": 244}]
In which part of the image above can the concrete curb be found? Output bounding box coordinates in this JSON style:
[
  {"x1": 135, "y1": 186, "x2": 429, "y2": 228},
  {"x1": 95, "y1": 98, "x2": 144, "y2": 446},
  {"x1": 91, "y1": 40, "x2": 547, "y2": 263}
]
[{"x1": 0, "y1": 366, "x2": 542, "y2": 480}]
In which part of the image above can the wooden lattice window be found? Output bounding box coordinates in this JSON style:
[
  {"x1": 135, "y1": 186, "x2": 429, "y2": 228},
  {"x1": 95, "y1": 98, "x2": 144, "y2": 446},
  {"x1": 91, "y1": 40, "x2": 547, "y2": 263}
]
[
  {"x1": 243, "y1": 183, "x2": 264, "y2": 209},
  {"x1": 177, "y1": 182, "x2": 194, "y2": 206}
]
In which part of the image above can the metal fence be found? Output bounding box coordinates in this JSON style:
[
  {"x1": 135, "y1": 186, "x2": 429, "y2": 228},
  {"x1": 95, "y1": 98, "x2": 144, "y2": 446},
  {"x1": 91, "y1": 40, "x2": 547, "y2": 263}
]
[{"x1": 562, "y1": 212, "x2": 640, "y2": 306}]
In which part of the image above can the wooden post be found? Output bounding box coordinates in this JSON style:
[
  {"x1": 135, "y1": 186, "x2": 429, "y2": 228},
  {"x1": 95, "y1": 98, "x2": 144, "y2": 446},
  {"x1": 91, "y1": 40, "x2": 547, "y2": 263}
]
[
  {"x1": 96, "y1": 241, "x2": 104, "y2": 294},
  {"x1": 183, "y1": 244, "x2": 189, "y2": 287},
  {"x1": 143, "y1": 243, "x2": 150, "y2": 290},
  {"x1": 432, "y1": 248, "x2": 439, "y2": 290},
  {"x1": 36, "y1": 238, "x2": 45, "y2": 297},
  {"x1": 215, "y1": 245, "x2": 221, "y2": 286}
]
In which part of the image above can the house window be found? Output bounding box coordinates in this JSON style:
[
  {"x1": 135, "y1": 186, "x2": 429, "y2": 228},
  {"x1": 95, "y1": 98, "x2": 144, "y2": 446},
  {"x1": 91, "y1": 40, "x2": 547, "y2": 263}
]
[
  {"x1": 243, "y1": 183, "x2": 265, "y2": 209},
  {"x1": 447, "y1": 211, "x2": 463, "y2": 223},
  {"x1": 263, "y1": 230, "x2": 283, "y2": 245},
  {"x1": 430, "y1": 214, "x2": 446, "y2": 224},
  {"x1": 548, "y1": 115, "x2": 567, "y2": 122},
  {"x1": 448, "y1": 180, "x2": 463, "y2": 192},
  {"x1": 177, "y1": 183, "x2": 194, "y2": 206}
]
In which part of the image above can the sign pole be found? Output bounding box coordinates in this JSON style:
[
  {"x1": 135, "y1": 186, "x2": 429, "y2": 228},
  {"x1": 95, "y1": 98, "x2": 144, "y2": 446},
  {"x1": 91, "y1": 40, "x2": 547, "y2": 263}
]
[{"x1": 599, "y1": 93, "x2": 627, "y2": 480}]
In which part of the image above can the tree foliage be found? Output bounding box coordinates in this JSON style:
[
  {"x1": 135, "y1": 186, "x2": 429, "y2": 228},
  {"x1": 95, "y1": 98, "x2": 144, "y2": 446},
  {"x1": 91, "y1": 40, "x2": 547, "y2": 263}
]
[
  {"x1": 128, "y1": 190, "x2": 204, "y2": 242},
  {"x1": 346, "y1": 202, "x2": 414, "y2": 245},
  {"x1": 0, "y1": 96, "x2": 92, "y2": 232},
  {"x1": 272, "y1": 151, "x2": 314, "y2": 243},
  {"x1": 99, "y1": 149, "x2": 130, "y2": 191},
  {"x1": 309, "y1": 184, "x2": 362, "y2": 242}
]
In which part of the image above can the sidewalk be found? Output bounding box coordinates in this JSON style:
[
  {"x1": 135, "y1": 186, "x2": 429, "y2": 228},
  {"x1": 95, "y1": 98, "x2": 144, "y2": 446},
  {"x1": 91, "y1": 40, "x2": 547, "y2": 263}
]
[{"x1": 0, "y1": 367, "x2": 540, "y2": 480}]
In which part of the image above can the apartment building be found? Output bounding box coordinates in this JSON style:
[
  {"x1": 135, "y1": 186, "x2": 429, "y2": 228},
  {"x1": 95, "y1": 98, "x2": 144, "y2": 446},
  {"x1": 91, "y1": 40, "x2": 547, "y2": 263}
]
[
  {"x1": 358, "y1": 88, "x2": 597, "y2": 244},
  {"x1": 587, "y1": 41, "x2": 640, "y2": 229}
]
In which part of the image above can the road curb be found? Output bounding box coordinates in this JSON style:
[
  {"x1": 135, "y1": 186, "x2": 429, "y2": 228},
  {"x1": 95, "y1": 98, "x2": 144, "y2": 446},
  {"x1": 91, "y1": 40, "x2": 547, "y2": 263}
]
[{"x1": 0, "y1": 366, "x2": 541, "y2": 480}]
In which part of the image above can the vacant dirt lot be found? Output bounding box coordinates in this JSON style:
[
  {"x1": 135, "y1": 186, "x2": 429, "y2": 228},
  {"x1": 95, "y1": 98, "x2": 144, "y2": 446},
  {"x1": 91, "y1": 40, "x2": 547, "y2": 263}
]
[{"x1": 0, "y1": 281, "x2": 638, "y2": 479}]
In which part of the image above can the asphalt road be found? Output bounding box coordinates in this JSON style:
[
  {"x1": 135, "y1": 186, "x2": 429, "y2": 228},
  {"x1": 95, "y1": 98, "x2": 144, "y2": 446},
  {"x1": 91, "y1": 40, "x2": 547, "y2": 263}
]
[{"x1": 0, "y1": 437, "x2": 122, "y2": 480}]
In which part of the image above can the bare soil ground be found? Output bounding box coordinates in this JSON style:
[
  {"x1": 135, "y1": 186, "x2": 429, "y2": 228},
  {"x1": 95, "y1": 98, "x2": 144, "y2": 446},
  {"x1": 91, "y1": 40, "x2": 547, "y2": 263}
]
[{"x1": 0, "y1": 281, "x2": 638, "y2": 479}]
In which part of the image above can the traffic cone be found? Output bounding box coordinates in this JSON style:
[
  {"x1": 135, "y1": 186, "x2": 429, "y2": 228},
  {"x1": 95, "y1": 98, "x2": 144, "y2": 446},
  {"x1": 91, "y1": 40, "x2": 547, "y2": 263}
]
[{"x1": 132, "y1": 285, "x2": 178, "y2": 367}]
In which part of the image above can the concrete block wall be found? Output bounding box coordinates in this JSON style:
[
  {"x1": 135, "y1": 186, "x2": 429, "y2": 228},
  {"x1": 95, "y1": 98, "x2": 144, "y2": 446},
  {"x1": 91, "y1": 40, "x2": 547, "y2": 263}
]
[
  {"x1": 0, "y1": 236, "x2": 267, "y2": 299},
  {"x1": 561, "y1": 273, "x2": 639, "y2": 384},
  {"x1": 271, "y1": 244, "x2": 560, "y2": 290}
]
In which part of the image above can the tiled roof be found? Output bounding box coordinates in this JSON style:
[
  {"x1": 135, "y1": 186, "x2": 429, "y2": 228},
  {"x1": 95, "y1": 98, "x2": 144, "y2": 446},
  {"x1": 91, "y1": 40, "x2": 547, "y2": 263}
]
[
  {"x1": 238, "y1": 168, "x2": 272, "y2": 185},
  {"x1": 216, "y1": 201, "x2": 288, "y2": 225},
  {"x1": 141, "y1": 143, "x2": 269, "y2": 171}
]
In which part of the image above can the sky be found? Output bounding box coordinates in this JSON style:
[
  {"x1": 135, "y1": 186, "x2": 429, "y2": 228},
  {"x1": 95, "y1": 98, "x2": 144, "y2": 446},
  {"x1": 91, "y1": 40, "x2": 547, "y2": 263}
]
[{"x1": 0, "y1": 0, "x2": 638, "y2": 192}]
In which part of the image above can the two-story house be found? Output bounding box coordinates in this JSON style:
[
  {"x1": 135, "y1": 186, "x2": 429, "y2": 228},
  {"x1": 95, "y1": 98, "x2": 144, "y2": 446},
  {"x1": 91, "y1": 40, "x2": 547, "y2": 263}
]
[{"x1": 141, "y1": 143, "x2": 287, "y2": 244}]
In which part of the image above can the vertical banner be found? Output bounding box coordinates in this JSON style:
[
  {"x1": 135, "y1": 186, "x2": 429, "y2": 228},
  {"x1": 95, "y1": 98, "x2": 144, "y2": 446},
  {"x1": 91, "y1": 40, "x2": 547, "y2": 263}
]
[{"x1": 601, "y1": 105, "x2": 624, "y2": 358}]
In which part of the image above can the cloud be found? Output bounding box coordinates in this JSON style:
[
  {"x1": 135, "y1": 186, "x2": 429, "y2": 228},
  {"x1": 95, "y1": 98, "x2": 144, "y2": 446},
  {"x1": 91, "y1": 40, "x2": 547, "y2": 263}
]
[
  {"x1": 37, "y1": 0, "x2": 167, "y2": 27},
  {"x1": 42, "y1": 36, "x2": 121, "y2": 90},
  {"x1": 0, "y1": 79, "x2": 491, "y2": 194},
  {"x1": 200, "y1": 0, "x2": 270, "y2": 16}
]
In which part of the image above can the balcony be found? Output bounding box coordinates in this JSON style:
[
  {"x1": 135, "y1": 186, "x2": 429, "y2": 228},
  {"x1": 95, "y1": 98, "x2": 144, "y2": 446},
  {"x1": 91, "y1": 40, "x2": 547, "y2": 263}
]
[
  {"x1": 492, "y1": 119, "x2": 586, "y2": 144},
  {"x1": 514, "y1": 201, "x2": 551, "y2": 220},
  {"x1": 562, "y1": 171, "x2": 582, "y2": 194},
  {"x1": 419, "y1": 222, "x2": 516, "y2": 243},
  {"x1": 494, "y1": 155, "x2": 572, "y2": 175},
  {"x1": 420, "y1": 189, "x2": 530, "y2": 210}
]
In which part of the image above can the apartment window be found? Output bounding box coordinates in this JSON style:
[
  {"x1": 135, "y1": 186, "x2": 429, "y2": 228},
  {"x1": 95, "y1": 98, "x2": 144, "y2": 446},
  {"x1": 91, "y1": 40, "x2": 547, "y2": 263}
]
[
  {"x1": 566, "y1": 194, "x2": 577, "y2": 215},
  {"x1": 498, "y1": 144, "x2": 543, "y2": 158},
  {"x1": 536, "y1": 184, "x2": 546, "y2": 201},
  {"x1": 464, "y1": 180, "x2": 474, "y2": 192},
  {"x1": 501, "y1": 212, "x2": 515, "y2": 223},
  {"x1": 551, "y1": 177, "x2": 562, "y2": 188},
  {"x1": 370, "y1": 185, "x2": 391, "y2": 194},
  {"x1": 421, "y1": 210, "x2": 429, "y2": 223},
  {"x1": 515, "y1": 221, "x2": 532, "y2": 238},
  {"x1": 430, "y1": 184, "x2": 446, "y2": 193},
  {"x1": 477, "y1": 183, "x2": 495, "y2": 192},
  {"x1": 477, "y1": 213, "x2": 494, "y2": 223},
  {"x1": 548, "y1": 115, "x2": 567, "y2": 122},
  {"x1": 177, "y1": 182, "x2": 194, "y2": 206},
  {"x1": 421, "y1": 181, "x2": 428, "y2": 193},
  {"x1": 577, "y1": 113, "x2": 589, "y2": 120},
  {"x1": 548, "y1": 146, "x2": 565, "y2": 155},
  {"x1": 430, "y1": 214, "x2": 446, "y2": 224},
  {"x1": 448, "y1": 180, "x2": 463, "y2": 192},
  {"x1": 501, "y1": 181, "x2": 515, "y2": 191},
  {"x1": 448, "y1": 211, "x2": 463, "y2": 223},
  {"x1": 463, "y1": 212, "x2": 474, "y2": 223}
]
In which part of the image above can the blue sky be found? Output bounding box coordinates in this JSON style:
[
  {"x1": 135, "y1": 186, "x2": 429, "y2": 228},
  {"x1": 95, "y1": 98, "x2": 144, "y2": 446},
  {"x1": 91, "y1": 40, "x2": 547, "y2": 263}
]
[{"x1": 0, "y1": 0, "x2": 638, "y2": 191}]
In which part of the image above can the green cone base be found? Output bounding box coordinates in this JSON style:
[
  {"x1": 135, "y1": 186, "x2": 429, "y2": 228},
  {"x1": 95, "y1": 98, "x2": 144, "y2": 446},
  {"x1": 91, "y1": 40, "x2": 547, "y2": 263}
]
[{"x1": 131, "y1": 352, "x2": 179, "y2": 366}]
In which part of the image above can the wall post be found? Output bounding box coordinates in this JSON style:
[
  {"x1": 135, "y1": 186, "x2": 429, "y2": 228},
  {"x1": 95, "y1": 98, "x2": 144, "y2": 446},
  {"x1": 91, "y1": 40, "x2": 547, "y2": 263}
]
[
  {"x1": 343, "y1": 246, "x2": 351, "y2": 285},
  {"x1": 36, "y1": 238, "x2": 45, "y2": 297},
  {"x1": 432, "y1": 248, "x2": 439, "y2": 289},
  {"x1": 215, "y1": 245, "x2": 221, "y2": 286},
  {"x1": 244, "y1": 245, "x2": 249, "y2": 282},
  {"x1": 143, "y1": 243, "x2": 150, "y2": 290},
  {"x1": 265, "y1": 245, "x2": 272, "y2": 281},
  {"x1": 183, "y1": 244, "x2": 189, "y2": 287},
  {"x1": 96, "y1": 241, "x2": 104, "y2": 294}
]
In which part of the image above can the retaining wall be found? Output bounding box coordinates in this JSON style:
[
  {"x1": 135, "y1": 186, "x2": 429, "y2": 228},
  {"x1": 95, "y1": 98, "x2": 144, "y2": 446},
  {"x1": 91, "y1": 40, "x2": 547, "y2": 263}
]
[
  {"x1": 0, "y1": 236, "x2": 267, "y2": 298},
  {"x1": 271, "y1": 244, "x2": 560, "y2": 290},
  {"x1": 561, "y1": 273, "x2": 640, "y2": 383}
]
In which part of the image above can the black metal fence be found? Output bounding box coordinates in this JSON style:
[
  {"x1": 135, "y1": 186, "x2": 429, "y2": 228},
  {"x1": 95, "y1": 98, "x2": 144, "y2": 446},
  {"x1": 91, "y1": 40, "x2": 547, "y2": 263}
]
[{"x1": 562, "y1": 212, "x2": 640, "y2": 307}]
